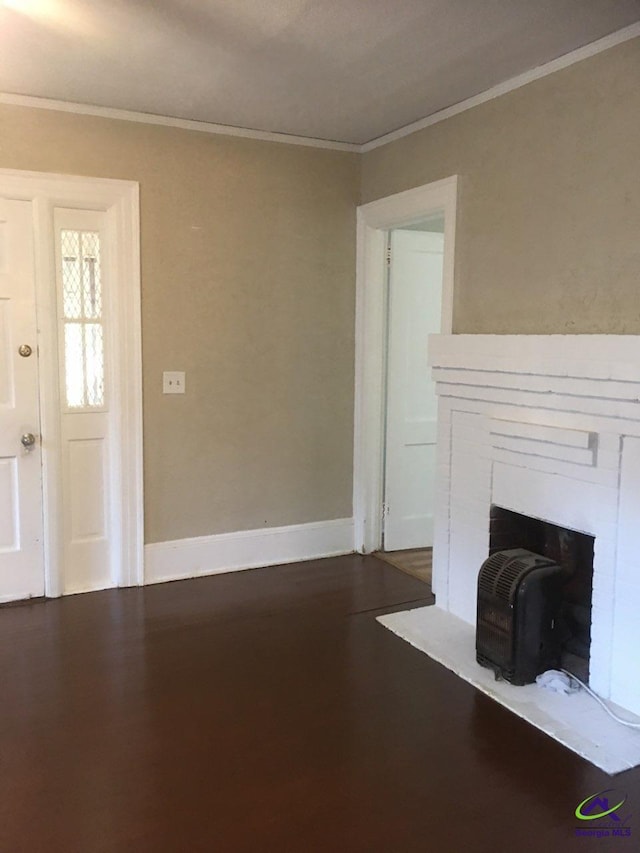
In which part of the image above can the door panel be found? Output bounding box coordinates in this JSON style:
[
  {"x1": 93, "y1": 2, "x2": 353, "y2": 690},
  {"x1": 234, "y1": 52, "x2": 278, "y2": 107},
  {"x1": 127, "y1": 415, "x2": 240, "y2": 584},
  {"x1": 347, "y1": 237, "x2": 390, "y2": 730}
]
[
  {"x1": 384, "y1": 229, "x2": 443, "y2": 551},
  {"x1": 0, "y1": 457, "x2": 19, "y2": 549},
  {"x1": 0, "y1": 198, "x2": 45, "y2": 601},
  {"x1": 0, "y1": 297, "x2": 12, "y2": 405},
  {"x1": 55, "y1": 209, "x2": 114, "y2": 594}
]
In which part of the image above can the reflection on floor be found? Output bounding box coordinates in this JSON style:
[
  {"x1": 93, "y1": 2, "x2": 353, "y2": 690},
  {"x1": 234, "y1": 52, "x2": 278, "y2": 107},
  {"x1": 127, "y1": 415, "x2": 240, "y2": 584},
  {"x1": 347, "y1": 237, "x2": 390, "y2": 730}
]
[
  {"x1": 378, "y1": 605, "x2": 640, "y2": 774},
  {"x1": 374, "y1": 548, "x2": 432, "y2": 584},
  {"x1": 3, "y1": 554, "x2": 639, "y2": 849}
]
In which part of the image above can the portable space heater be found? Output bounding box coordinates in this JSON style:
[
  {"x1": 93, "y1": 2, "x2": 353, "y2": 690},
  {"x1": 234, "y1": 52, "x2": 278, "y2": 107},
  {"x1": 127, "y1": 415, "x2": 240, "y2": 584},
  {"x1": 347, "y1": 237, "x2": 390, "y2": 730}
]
[{"x1": 476, "y1": 548, "x2": 565, "y2": 685}]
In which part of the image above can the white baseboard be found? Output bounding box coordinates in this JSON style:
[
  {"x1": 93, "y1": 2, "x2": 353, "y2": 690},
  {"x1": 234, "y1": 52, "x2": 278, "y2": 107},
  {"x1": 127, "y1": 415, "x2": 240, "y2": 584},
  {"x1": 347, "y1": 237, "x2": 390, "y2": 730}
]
[{"x1": 144, "y1": 517, "x2": 354, "y2": 585}]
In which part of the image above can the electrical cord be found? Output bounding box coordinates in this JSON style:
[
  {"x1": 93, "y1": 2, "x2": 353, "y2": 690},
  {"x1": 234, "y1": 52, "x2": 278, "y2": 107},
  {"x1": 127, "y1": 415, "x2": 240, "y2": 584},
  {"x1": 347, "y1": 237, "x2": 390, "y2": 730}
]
[{"x1": 561, "y1": 668, "x2": 640, "y2": 729}]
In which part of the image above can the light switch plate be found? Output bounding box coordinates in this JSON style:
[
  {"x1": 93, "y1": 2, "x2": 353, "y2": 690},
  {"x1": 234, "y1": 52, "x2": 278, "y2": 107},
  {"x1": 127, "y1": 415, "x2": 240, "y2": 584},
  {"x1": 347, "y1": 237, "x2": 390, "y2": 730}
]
[{"x1": 163, "y1": 371, "x2": 186, "y2": 394}]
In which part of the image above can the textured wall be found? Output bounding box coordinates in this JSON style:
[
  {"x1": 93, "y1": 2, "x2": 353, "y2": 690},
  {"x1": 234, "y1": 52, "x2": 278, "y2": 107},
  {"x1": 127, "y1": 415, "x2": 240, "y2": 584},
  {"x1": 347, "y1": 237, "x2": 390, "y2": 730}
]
[
  {"x1": 2, "y1": 36, "x2": 637, "y2": 546},
  {"x1": 0, "y1": 105, "x2": 358, "y2": 542},
  {"x1": 361, "y1": 37, "x2": 640, "y2": 334}
]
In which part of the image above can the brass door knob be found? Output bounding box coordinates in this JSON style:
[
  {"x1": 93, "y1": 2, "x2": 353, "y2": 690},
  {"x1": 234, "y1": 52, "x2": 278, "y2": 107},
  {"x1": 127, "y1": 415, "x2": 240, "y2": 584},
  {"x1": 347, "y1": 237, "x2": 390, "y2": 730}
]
[{"x1": 18, "y1": 344, "x2": 33, "y2": 357}]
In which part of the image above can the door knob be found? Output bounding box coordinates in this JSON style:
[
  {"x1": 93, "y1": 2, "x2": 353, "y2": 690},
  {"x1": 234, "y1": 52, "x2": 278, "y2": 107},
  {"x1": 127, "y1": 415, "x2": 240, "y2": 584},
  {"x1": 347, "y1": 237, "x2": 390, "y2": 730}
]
[
  {"x1": 18, "y1": 344, "x2": 33, "y2": 357},
  {"x1": 21, "y1": 433, "x2": 37, "y2": 450}
]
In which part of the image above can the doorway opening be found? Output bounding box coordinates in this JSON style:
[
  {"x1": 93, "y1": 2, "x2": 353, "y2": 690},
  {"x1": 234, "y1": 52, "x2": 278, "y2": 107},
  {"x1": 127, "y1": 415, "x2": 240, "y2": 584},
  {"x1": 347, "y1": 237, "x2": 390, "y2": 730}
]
[
  {"x1": 377, "y1": 214, "x2": 445, "y2": 583},
  {"x1": 353, "y1": 177, "x2": 457, "y2": 588}
]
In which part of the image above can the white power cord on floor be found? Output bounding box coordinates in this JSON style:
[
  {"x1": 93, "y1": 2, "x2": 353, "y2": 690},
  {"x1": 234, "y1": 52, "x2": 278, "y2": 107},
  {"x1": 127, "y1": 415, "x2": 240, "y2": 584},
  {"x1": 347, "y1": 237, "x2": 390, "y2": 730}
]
[{"x1": 561, "y1": 668, "x2": 640, "y2": 729}]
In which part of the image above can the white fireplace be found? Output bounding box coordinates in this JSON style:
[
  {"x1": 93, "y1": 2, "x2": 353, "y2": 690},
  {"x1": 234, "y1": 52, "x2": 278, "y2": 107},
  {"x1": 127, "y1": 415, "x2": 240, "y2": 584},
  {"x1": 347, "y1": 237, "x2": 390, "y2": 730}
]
[{"x1": 428, "y1": 335, "x2": 640, "y2": 718}]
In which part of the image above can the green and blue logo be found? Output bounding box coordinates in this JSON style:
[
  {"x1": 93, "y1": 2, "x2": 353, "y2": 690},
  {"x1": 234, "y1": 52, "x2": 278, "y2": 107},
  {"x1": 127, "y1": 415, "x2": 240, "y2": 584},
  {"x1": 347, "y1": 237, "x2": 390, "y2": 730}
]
[{"x1": 574, "y1": 790, "x2": 632, "y2": 839}]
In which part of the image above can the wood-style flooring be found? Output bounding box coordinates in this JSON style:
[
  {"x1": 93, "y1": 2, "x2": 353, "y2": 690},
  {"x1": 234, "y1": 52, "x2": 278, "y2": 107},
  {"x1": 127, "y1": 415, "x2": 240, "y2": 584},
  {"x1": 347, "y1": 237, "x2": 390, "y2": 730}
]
[
  {"x1": 374, "y1": 548, "x2": 432, "y2": 584},
  {"x1": 0, "y1": 554, "x2": 637, "y2": 852}
]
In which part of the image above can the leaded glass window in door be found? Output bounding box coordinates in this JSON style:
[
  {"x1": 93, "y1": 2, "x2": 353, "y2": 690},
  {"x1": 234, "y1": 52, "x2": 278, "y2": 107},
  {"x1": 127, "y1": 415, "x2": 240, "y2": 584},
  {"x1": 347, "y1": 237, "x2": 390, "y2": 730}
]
[{"x1": 60, "y1": 230, "x2": 105, "y2": 408}]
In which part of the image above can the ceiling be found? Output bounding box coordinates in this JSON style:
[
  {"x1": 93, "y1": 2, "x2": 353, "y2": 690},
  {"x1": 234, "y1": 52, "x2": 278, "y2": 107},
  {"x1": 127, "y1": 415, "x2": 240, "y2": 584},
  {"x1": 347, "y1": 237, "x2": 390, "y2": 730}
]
[{"x1": 1, "y1": 0, "x2": 639, "y2": 145}]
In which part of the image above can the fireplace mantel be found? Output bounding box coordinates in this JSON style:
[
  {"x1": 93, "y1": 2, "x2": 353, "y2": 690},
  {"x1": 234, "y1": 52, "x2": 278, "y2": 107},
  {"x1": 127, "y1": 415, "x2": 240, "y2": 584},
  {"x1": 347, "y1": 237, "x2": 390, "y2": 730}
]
[{"x1": 428, "y1": 334, "x2": 640, "y2": 717}]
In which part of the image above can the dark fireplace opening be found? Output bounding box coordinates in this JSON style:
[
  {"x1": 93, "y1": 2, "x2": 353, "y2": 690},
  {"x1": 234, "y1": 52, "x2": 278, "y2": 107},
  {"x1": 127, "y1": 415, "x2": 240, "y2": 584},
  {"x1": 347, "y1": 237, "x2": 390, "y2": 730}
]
[{"x1": 489, "y1": 506, "x2": 594, "y2": 682}]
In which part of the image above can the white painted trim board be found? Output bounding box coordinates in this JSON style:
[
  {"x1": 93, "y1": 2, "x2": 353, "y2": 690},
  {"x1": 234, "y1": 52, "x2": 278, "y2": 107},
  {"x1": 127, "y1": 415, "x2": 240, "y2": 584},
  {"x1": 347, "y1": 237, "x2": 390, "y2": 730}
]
[
  {"x1": 361, "y1": 23, "x2": 640, "y2": 151},
  {"x1": 353, "y1": 177, "x2": 457, "y2": 554},
  {"x1": 145, "y1": 517, "x2": 354, "y2": 585},
  {"x1": 0, "y1": 22, "x2": 637, "y2": 151},
  {"x1": 0, "y1": 92, "x2": 359, "y2": 152}
]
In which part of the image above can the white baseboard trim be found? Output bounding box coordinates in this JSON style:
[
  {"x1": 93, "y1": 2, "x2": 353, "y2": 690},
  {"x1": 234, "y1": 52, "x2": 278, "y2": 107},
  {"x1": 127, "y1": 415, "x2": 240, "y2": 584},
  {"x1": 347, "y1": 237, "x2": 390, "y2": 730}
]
[{"x1": 144, "y1": 517, "x2": 354, "y2": 585}]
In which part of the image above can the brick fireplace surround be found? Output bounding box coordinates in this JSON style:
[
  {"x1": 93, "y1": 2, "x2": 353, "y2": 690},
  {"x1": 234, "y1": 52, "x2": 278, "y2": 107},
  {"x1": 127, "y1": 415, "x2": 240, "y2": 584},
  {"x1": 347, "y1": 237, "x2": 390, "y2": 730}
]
[{"x1": 428, "y1": 335, "x2": 640, "y2": 718}]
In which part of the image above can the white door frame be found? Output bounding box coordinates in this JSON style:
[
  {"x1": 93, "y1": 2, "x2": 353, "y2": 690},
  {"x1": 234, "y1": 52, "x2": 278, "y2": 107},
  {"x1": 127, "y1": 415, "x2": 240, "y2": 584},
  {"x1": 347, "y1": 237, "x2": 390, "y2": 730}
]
[
  {"x1": 353, "y1": 176, "x2": 457, "y2": 553},
  {"x1": 0, "y1": 169, "x2": 143, "y2": 596}
]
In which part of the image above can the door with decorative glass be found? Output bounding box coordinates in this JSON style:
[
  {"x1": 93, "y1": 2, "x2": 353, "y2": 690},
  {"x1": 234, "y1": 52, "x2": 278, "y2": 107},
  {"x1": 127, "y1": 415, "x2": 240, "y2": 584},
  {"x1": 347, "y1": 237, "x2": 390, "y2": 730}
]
[
  {"x1": 0, "y1": 170, "x2": 142, "y2": 603},
  {"x1": 0, "y1": 203, "x2": 114, "y2": 598},
  {"x1": 55, "y1": 209, "x2": 113, "y2": 594},
  {"x1": 0, "y1": 197, "x2": 45, "y2": 602}
]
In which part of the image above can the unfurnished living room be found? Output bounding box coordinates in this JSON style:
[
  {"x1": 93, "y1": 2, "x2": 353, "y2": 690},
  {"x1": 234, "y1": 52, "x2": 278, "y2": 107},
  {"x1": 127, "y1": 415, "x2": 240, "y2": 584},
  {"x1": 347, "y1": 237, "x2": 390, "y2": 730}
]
[{"x1": 1, "y1": 2, "x2": 640, "y2": 851}]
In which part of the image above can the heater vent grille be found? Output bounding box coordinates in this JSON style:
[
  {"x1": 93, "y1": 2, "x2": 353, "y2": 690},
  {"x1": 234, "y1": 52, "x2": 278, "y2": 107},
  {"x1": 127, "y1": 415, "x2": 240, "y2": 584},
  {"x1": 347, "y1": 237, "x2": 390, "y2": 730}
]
[
  {"x1": 495, "y1": 558, "x2": 531, "y2": 603},
  {"x1": 477, "y1": 552, "x2": 509, "y2": 594},
  {"x1": 478, "y1": 552, "x2": 534, "y2": 603}
]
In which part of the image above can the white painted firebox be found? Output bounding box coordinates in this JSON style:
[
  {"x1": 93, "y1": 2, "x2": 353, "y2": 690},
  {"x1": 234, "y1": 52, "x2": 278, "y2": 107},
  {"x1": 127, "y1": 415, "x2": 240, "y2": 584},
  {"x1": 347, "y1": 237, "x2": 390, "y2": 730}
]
[{"x1": 429, "y1": 335, "x2": 640, "y2": 717}]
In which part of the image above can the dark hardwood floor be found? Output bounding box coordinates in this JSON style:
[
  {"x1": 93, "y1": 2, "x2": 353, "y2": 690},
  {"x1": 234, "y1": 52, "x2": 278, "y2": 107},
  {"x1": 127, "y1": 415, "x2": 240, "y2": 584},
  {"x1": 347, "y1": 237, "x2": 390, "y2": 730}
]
[{"x1": 1, "y1": 554, "x2": 638, "y2": 852}]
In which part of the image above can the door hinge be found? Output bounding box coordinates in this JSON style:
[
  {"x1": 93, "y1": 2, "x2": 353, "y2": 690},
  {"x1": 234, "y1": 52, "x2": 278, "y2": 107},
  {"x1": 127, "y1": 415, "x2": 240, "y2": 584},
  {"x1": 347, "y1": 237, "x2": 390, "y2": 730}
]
[
  {"x1": 382, "y1": 502, "x2": 389, "y2": 519},
  {"x1": 386, "y1": 246, "x2": 392, "y2": 266}
]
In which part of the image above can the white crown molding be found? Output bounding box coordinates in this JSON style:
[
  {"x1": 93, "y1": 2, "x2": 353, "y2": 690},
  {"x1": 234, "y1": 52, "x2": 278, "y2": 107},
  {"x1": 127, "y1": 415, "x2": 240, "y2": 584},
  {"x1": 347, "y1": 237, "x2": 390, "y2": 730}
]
[
  {"x1": 1, "y1": 22, "x2": 638, "y2": 153},
  {"x1": 144, "y1": 517, "x2": 354, "y2": 585},
  {"x1": 0, "y1": 92, "x2": 360, "y2": 152},
  {"x1": 361, "y1": 22, "x2": 640, "y2": 152}
]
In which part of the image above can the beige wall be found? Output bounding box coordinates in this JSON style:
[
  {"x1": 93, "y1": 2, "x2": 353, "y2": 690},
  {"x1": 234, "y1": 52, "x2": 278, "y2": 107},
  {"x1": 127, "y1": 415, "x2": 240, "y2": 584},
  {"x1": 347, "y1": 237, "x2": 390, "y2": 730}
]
[
  {"x1": 0, "y1": 105, "x2": 359, "y2": 542},
  {"x1": 1, "y1": 36, "x2": 637, "y2": 545},
  {"x1": 361, "y1": 38, "x2": 640, "y2": 334}
]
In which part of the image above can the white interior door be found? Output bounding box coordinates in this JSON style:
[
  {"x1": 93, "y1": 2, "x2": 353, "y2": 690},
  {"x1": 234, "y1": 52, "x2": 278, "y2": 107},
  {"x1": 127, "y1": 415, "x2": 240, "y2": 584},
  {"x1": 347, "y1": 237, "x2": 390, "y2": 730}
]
[
  {"x1": 0, "y1": 170, "x2": 142, "y2": 601},
  {"x1": 383, "y1": 229, "x2": 444, "y2": 551},
  {"x1": 54, "y1": 208, "x2": 115, "y2": 595},
  {"x1": 0, "y1": 197, "x2": 45, "y2": 601}
]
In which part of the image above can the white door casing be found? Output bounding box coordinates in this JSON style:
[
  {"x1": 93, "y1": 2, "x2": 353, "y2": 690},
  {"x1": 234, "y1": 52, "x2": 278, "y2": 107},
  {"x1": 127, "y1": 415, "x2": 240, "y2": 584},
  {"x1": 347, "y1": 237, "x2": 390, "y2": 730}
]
[
  {"x1": 353, "y1": 176, "x2": 457, "y2": 553},
  {"x1": 0, "y1": 170, "x2": 143, "y2": 600},
  {"x1": 383, "y1": 230, "x2": 443, "y2": 550},
  {"x1": 0, "y1": 197, "x2": 45, "y2": 602}
]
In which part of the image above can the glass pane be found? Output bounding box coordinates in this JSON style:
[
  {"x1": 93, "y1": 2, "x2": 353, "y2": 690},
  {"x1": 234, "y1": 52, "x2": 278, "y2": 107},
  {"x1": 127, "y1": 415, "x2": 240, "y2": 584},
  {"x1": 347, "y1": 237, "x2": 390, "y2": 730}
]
[
  {"x1": 61, "y1": 230, "x2": 82, "y2": 320},
  {"x1": 64, "y1": 323, "x2": 85, "y2": 408},
  {"x1": 60, "y1": 228, "x2": 105, "y2": 410},
  {"x1": 81, "y1": 232, "x2": 102, "y2": 319},
  {"x1": 84, "y1": 323, "x2": 104, "y2": 407}
]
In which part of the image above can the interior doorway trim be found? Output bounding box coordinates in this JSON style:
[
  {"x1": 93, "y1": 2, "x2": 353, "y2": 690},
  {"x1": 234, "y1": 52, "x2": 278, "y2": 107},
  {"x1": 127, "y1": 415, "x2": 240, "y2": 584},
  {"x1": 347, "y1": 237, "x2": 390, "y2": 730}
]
[
  {"x1": 0, "y1": 169, "x2": 143, "y2": 595},
  {"x1": 353, "y1": 176, "x2": 457, "y2": 553}
]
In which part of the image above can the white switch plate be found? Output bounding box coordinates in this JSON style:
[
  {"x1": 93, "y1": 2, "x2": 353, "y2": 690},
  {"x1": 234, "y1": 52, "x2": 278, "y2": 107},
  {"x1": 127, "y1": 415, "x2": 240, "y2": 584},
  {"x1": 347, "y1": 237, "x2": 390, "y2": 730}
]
[{"x1": 163, "y1": 371, "x2": 186, "y2": 394}]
